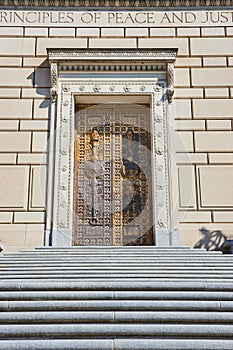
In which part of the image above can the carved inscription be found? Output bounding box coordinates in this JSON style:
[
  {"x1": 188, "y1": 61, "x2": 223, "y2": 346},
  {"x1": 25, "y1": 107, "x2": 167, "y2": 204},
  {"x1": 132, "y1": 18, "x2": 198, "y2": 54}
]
[{"x1": 1, "y1": 10, "x2": 233, "y2": 27}]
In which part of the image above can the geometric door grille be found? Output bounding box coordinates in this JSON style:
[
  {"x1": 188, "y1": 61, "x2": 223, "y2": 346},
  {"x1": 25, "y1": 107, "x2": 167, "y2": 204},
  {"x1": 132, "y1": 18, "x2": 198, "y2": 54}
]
[{"x1": 73, "y1": 104, "x2": 153, "y2": 246}]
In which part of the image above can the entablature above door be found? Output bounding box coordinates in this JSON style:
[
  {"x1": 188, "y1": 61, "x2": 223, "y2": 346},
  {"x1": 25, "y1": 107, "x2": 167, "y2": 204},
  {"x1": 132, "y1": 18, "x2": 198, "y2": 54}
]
[{"x1": 47, "y1": 48, "x2": 177, "y2": 103}]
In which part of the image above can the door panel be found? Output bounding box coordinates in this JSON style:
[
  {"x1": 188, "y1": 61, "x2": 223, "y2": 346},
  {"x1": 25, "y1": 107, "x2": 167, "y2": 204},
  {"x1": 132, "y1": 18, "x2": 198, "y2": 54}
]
[{"x1": 73, "y1": 104, "x2": 153, "y2": 246}]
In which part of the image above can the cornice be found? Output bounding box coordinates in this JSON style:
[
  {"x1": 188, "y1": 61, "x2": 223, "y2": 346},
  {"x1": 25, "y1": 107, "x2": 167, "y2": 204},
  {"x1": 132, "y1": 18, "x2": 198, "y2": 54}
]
[
  {"x1": 1, "y1": 0, "x2": 232, "y2": 8},
  {"x1": 47, "y1": 48, "x2": 177, "y2": 62}
]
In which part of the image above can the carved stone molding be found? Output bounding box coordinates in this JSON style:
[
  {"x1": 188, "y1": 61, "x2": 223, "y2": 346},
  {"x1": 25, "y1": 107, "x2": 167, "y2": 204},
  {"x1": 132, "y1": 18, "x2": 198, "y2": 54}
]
[
  {"x1": 2, "y1": 0, "x2": 232, "y2": 7},
  {"x1": 48, "y1": 49, "x2": 177, "y2": 103},
  {"x1": 167, "y1": 62, "x2": 174, "y2": 104},
  {"x1": 48, "y1": 48, "x2": 177, "y2": 62},
  {"x1": 50, "y1": 62, "x2": 58, "y2": 102},
  {"x1": 60, "y1": 64, "x2": 166, "y2": 73}
]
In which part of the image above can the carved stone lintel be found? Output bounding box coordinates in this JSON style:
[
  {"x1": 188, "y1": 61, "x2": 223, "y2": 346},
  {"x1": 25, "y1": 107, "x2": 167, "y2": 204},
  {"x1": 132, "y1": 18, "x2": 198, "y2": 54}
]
[
  {"x1": 2, "y1": 0, "x2": 231, "y2": 7},
  {"x1": 48, "y1": 48, "x2": 177, "y2": 62},
  {"x1": 167, "y1": 62, "x2": 174, "y2": 103},
  {"x1": 50, "y1": 62, "x2": 58, "y2": 102}
]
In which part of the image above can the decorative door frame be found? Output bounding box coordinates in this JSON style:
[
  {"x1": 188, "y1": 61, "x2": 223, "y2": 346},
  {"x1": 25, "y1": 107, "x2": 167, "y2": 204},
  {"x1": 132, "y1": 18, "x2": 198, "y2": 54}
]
[{"x1": 46, "y1": 48, "x2": 180, "y2": 246}]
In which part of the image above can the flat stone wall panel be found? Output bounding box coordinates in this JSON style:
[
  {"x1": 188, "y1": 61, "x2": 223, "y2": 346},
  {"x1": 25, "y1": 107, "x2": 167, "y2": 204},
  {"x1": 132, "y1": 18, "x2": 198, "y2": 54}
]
[
  {"x1": 89, "y1": 38, "x2": 137, "y2": 48},
  {"x1": 14, "y1": 212, "x2": 45, "y2": 223},
  {"x1": 203, "y1": 57, "x2": 227, "y2": 67},
  {"x1": 193, "y1": 100, "x2": 233, "y2": 119},
  {"x1": 0, "y1": 120, "x2": 19, "y2": 130},
  {"x1": 25, "y1": 27, "x2": 48, "y2": 37},
  {"x1": 209, "y1": 153, "x2": 233, "y2": 164},
  {"x1": 0, "y1": 212, "x2": 13, "y2": 223},
  {"x1": 0, "y1": 57, "x2": 22, "y2": 67},
  {"x1": 36, "y1": 38, "x2": 87, "y2": 55},
  {"x1": 198, "y1": 166, "x2": 233, "y2": 208},
  {"x1": 174, "y1": 100, "x2": 192, "y2": 119},
  {"x1": 175, "y1": 132, "x2": 193, "y2": 152},
  {"x1": 174, "y1": 88, "x2": 203, "y2": 99},
  {"x1": 175, "y1": 58, "x2": 202, "y2": 68},
  {"x1": 25, "y1": 224, "x2": 44, "y2": 247},
  {"x1": 207, "y1": 120, "x2": 232, "y2": 130},
  {"x1": 191, "y1": 38, "x2": 233, "y2": 56},
  {"x1": 213, "y1": 212, "x2": 233, "y2": 223},
  {"x1": 176, "y1": 153, "x2": 207, "y2": 164},
  {"x1": 32, "y1": 132, "x2": 48, "y2": 152},
  {"x1": 177, "y1": 28, "x2": 200, "y2": 37},
  {"x1": 101, "y1": 28, "x2": 124, "y2": 37},
  {"x1": 0, "y1": 166, "x2": 29, "y2": 210},
  {"x1": 174, "y1": 68, "x2": 190, "y2": 87},
  {"x1": 178, "y1": 166, "x2": 196, "y2": 208},
  {"x1": 179, "y1": 211, "x2": 212, "y2": 223},
  {"x1": 175, "y1": 120, "x2": 205, "y2": 131},
  {"x1": 0, "y1": 224, "x2": 44, "y2": 252},
  {"x1": 76, "y1": 28, "x2": 99, "y2": 37},
  {"x1": 0, "y1": 154, "x2": 17, "y2": 165},
  {"x1": 0, "y1": 88, "x2": 21, "y2": 98},
  {"x1": 0, "y1": 132, "x2": 31, "y2": 152},
  {"x1": 205, "y1": 88, "x2": 229, "y2": 98},
  {"x1": 18, "y1": 154, "x2": 47, "y2": 165},
  {"x1": 0, "y1": 68, "x2": 33, "y2": 87},
  {"x1": 150, "y1": 28, "x2": 175, "y2": 37},
  {"x1": 22, "y1": 88, "x2": 50, "y2": 98},
  {"x1": 126, "y1": 28, "x2": 148, "y2": 37},
  {"x1": 195, "y1": 132, "x2": 233, "y2": 152},
  {"x1": 192, "y1": 68, "x2": 233, "y2": 86},
  {"x1": 201, "y1": 27, "x2": 225, "y2": 37},
  {"x1": 23, "y1": 57, "x2": 49, "y2": 68},
  {"x1": 49, "y1": 28, "x2": 75, "y2": 37},
  {"x1": 0, "y1": 100, "x2": 33, "y2": 119},
  {"x1": 33, "y1": 100, "x2": 51, "y2": 119},
  {"x1": 30, "y1": 166, "x2": 47, "y2": 209},
  {"x1": 0, "y1": 38, "x2": 35, "y2": 55}
]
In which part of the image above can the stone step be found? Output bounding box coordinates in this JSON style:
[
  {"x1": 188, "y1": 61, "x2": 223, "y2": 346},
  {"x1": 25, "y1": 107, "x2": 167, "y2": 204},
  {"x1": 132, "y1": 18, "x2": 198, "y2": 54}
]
[
  {"x1": 0, "y1": 290, "x2": 232, "y2": 301},
  {"x1": 35, "y1": 246, "x2": 192, "y2": 249},
  {"x1": 2, "y1": 247, "x2": 221, "y2": 254},
  {"x1": 0, "y1": 247, "x2": 232, "y2": 348},
  {"x1": 1, "y1": 311, "x2": 233, "y2": 323},
  {"x1": 0, "y1": 339, "x2": 233, "y2": 350},
  {"x1": 1, "y1": 257, "x2": 232, "y2": 264},
  {"x1": 1, "y1": 273, "x2": 233, "y2": 279},
  {"x1": 1, "y1": 261, "x2": 233, "y2": 267},
  {"x1": 0, "y1": 323, "x2": 233, "y2": 338},
  {"x1": 3, "y1": 251, "x2": 223, "y2": 257},
  {"x1": 0, "y1": 280, "x2": 232, "y2": 290},
  {"x1": 0, "y1": 300, "x2": 231, "y2": 311},
  {"x1": 1, "y1": 268, "x2": 233, "y2": 274}
]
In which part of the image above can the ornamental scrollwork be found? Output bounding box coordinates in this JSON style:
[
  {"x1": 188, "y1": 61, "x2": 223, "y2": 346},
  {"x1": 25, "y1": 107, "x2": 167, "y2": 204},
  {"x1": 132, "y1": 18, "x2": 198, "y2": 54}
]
[
  {"x1": 50, "y1": 62, "x2": 58, "y2": 102},
  {"x1": 2, "y1": 0, "x2": 231, "y2": 7},
  {"x1": 167, "y1": 62, "x2": 174, "y2": 103}
]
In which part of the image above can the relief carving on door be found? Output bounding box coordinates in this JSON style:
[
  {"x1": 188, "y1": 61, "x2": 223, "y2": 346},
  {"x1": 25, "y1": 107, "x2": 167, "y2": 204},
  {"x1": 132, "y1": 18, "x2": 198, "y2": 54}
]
[{"x1": 73, "y1": 104, "x2": 153, "y2": 246}]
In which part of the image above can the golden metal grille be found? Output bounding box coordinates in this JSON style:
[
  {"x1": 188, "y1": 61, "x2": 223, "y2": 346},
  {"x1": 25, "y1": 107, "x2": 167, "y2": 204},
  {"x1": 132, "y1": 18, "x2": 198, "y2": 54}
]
[{"x1": 73, "y1": 104, "x2": 153, "y2": 246}]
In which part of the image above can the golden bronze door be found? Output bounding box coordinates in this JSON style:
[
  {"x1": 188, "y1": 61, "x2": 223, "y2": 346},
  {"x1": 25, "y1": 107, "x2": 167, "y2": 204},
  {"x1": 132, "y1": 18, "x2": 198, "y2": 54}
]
[{"x1": 73, "y1": 104, "x2": 153, "y2": 246}]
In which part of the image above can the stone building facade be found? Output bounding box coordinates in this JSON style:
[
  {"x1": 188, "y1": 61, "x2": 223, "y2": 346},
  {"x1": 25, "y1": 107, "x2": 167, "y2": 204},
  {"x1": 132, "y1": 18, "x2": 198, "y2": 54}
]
[{"x1": 0, "y1": 0, "x2": 233, "y2": 252}]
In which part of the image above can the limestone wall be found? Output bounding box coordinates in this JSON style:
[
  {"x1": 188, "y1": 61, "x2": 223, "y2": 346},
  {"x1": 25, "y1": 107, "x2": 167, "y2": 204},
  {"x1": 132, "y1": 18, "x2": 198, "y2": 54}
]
[{"x1": 0, "y1": 6, "x2": 233, "y2": 250}]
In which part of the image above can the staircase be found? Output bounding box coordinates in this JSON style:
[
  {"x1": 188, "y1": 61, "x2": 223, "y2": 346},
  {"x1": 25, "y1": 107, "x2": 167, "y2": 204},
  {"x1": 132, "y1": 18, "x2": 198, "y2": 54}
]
[{"x1": 0, "y1": 246, "x2": 233, "y2": 349}]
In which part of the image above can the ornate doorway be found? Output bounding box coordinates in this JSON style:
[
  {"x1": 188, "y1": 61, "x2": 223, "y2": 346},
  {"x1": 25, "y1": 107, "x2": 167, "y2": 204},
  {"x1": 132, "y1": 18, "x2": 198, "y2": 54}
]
[
  {"x1": 47, "y1": 48, "x2": 180, "y2": 247},
  {"x1": 73, "y1": 104, "x2": 153, "y2": 246}
]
